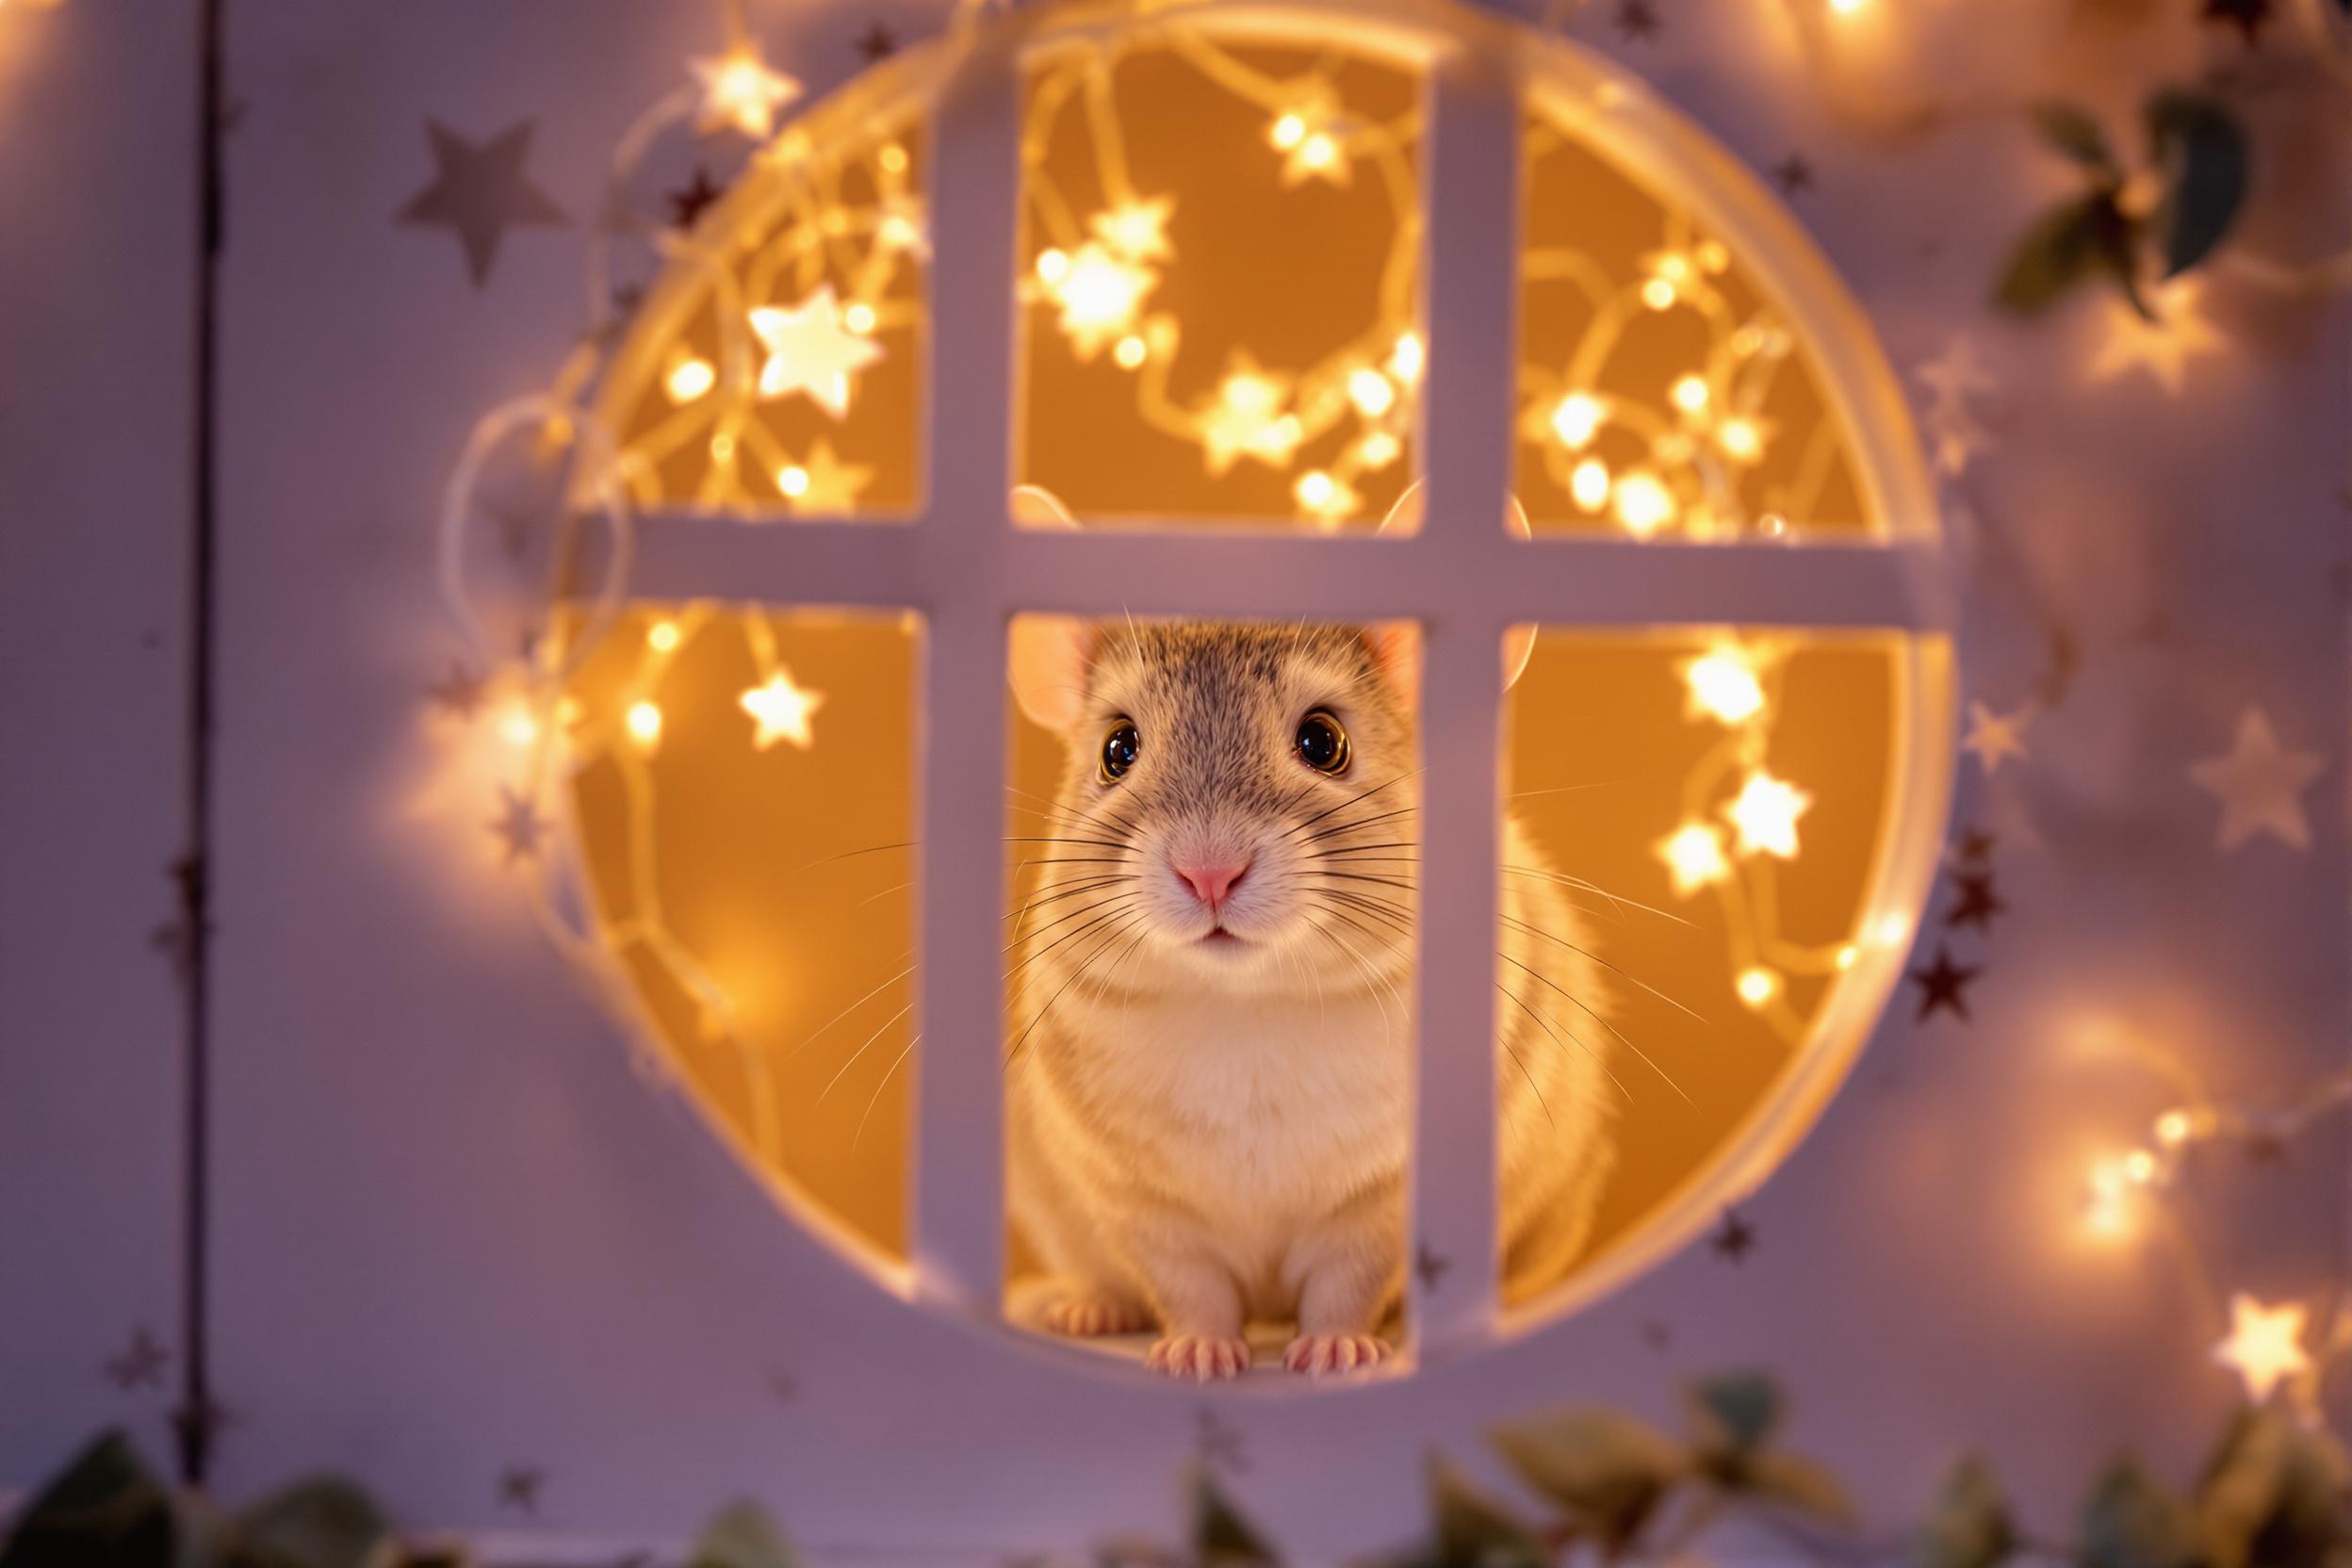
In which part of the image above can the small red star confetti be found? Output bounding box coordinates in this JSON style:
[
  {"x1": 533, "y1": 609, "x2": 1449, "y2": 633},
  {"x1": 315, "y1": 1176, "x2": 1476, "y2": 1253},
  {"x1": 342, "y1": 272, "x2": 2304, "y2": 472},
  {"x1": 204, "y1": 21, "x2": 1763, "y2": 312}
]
[
  {"x1": 666, "y1": 166, "x2": 727, "y2": 231},
  {"x1": 427, "y1": 662, "x2": 487, "y2": 719},
  {"x1": 1770, "y1": 154, "x2": 1813, "y2": 195},
  {"x1": 498, "y1": 1467, "x2": 547, "y2": 1514},
  {"x1": 1710, "y1": 1208, "x2": 1756, "y2": 1263},
  {"x1": 490, "y1": 788, "x2": 547, "y2": 865},
  {"x1": 855, "y1": 21, "x2": 899, "y2": 61},
  {"x1": 1907, "y1": 945, "x2": 1981, "y2": 1022},
  {"x1": 1952, "y1": 825, "x2": 1997, "y2": 864},
  {"x1": 104, "y1": 1329, "x2": 170, "y2": 1390},
  {"x1": 1944, "y1": 871, "x2": 2006, "y2": 933},
  {"x1": 1613, "y1": 0, "x2": 1660, "y2": 38}
]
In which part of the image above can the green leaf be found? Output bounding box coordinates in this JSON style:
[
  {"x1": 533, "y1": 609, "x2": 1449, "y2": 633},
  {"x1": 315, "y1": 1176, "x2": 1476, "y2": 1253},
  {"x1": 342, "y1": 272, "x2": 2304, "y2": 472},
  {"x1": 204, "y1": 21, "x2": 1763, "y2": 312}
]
[
  {"x1": 1908, "y1": 1456, "x2": 2015, "y2": 1568},
  {"x1": 0, "y1": 1431, "x2": 176, "y2": 1568},
  {"x1": 2195, "y1": 1407, "x2": 2352, "y2": 1568},
  {"x1": 1686, "y1": 1372, "x2": 1783, "y2": 1455},
  {"x1": 2080, "y1": 1459, "x2": 2197, "y2": 1568},
  {"x1": 1191, "y1": 1471, "x2": 1281, "y2": 1567},
  {"x1": 685, "y1": 1500, "x2": 800, "y2": 1568},
  {"x1": 1426, "y1": 1456, "x2": 1548, "y2": 1568},
  {"x1": 2030, "y1": 101, "x2": 2119, "y2": 174},
  {"x1": 1740, "y1": 1451, "x2": 1857, "y2": 1529},
  {"x1": 235, "y1": 1477, "x2": 390, "y2": 1568},
  {"x1": 1994, "y1": 194, "x2": 2140, "y2": 316},
  {"x1": 1487, "y1": 1409, "x2": 1685, "y2": 1558},
  {"x1": 2145, "y1": 90, "x2": 2246, "y2": 279}
]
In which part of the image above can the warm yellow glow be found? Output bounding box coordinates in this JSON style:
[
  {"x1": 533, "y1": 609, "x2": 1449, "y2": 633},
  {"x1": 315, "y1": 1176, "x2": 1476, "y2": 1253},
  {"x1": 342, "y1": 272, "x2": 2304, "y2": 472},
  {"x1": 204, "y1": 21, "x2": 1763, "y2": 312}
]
[
  {"x1": 690, "y1": 46, "x2": 803, "y2": 140},
  {"x1": 2084, "y1": 279, "x2": 2224, "y2": 395},
  {"x1": 1871, "y1": 911, "x2": 1913, "y2": 948},
  {"x1": 2123, "y1": 1150, "x2": 2158, "y2": 1184},
  {"x1": 776, "y1": 439, "x2": 874, "y2": 512},
  {"x1": 626, "y1": 701, "x2": 663, "y2": 749},
  {"x1": 2211, "y1": 1295, "x2": 2311, "y2": 1402},
  {"x1": 1735, "y1": 967, "x2": 1781, "y2": 1009},
  {"x1": 647, "y1": 620, "x2": 681, "y2": 654},
  {"x1": 1036, "y1": 248, "x2": 1070, "y2": 284},
  {"x1": 1197, "y1": 355, "x2": 1302, "y2": 475},
  {"x1": 1296, "y1": 133, "x2": 1340, "y2": 174},
  {"x1": 1829, "y1": 0, "x2": 1866, "y2": 12},
  {"x1": 499, "y1": 704, "x2": 540, "y2": 748},
  {"x1": 1724, "y1": 770, "x2": 1812, "y2": 859},
  {"x1": 1293, "y1": 469, "x2": 1361, "y2": 526},
  {"x1": 1045, "y1": 241, "x2": 1157, "y2": 359},
  {"x1": 1359, "y1": 431, "x2": 1402, "y2": 469},
  {"x1": 1670, "y1": 374, "x2": 1709, "y2": 413},
  {"x1": 1642, "y1": 277, "x2": 1677, "y2": 311},
  {"x1": 1269, "y1": 111, "x2": 1307, "y2": 150},
  {"x1": 1548, "y1": 392, "x2": 1605, "y2": 449},
  {"x1": 1611, "y1": 469, "x2": 1677, "y2": 536},
  {"x1": 664, "y1": 355, "x2": 716, "y2": 404},
  {"x1": 1570, "y1": 458, "x2": 1610, "y2": 512},
  {"x1": 748, "y1": 284, "x2": 885, "y2": 416},
  {"x1": 1835, "y1": 944, "x2": 1858, "y2": 970},
  {"x1": 1717, "y1": 417, "x2": 1764, "y2": 461},
  {"x1": 878, "y1": 142, "x2": 908, "y2": 174},
  {"x1": 1114, "y1": 335, "x2": 1149, "y2": 369},
  {"x1": 1090, "y1": 197, "x2": 1175, "y2": 263},
  {"x1": 710, "y1": 431, "x2": 737, "y2": 464},
  {"x1": 1681, "y1": 645, "x2": 1767, "y2": 725},
  {"x1": 1349, "y1": 367, "x2": 1397, "y2": 417},
  {"x1": 740, "y1": 669, "x2": 825, "y2": 751},
  {"x1": 1389, "y1": 331, "x2": 1425, "y2": 385},
  {"x1": 2155, "y1": 1109, "x2": 2193, "y2": 1146},
  {"x1": 778, "y1": 465, "x2": 809, "y2": 498},
  {"x1": 844, "y1": 302, "x2": 876, "y2": 335},
  {"x1": 1657, "y1": 823, "x2": 1731, "y2": 897}
]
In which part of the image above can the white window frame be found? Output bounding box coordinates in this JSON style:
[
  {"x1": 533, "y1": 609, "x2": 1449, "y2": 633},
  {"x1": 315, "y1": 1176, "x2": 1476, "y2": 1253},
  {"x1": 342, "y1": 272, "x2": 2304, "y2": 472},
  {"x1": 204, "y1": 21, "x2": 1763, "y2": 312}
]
[{"x1": 596, "y1": 0, "x2": 1954, "y2": 1367}]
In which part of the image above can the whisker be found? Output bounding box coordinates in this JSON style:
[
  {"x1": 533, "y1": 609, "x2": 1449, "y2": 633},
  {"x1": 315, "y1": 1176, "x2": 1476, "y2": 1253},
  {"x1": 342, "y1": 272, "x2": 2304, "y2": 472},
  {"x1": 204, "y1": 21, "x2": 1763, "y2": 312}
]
[
  {"x1": 817, "y1": 998, "x2": 916, "y2": 1103},
  {"x1": 1503, "y1": 865, "x2": 1694, "y2": 927},
  {"x1": 1496, "y1": 980, "x2": 1628, "y2": 1109},
  {"x1": 1498, "y1": 950, "x2": 1691, "y2": 1104},
  {"x1": 1498, "y1": 911, "x2": 1707, "y2": 1023},
  {"x1": 1322, "y1": 871, "x2": 1420, "y2": 893},
  {"x1": 1004, "y1": 892, "x2": 1143, "y2": 954},
  {"x1": 852, "y1": 1034, "x2": 921, "y2": 1151},
  {"x1": 1284, "y1": 769, "x2": 1427, "y2": 841},
  {"x1": 783, "y1": 953, "x2": 914, "y2": 1062},
  {"x1": 1004, "y1": 900, "x2": 1142, "y2": 983},
  {"x1": 1007, "y1": 912, "x2": 1149, "y2": 1063},
  {"x1": 1297, "y1": 804, "x2": 1418, "y2": 847}
]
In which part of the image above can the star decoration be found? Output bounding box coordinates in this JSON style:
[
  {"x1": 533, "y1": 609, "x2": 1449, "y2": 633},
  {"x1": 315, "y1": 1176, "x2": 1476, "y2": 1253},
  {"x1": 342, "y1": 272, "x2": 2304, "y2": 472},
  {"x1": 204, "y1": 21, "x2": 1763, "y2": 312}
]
[
  {"x1": 1267, "y1": 87, "x2": 1355, "y2": 187},
  {"x1": 874, "y1": 193, "x2": 929, "y2": 258},
  {"x1": 497, "y1": 1466, "x2": 547, "y2": 1514},
  {"x1": 1613, "y1": 0, "x2": 1661, "y2": 38},
  {"x1": 428, "y1": 663, "x2": 488, "y2": 720},
  {"x1": 1907, "y1": 944, "x2": 1981, "y2": 1022},
  {"x1": 2189, "y1": 708, "x2": 2325, "y2": 851},
  {"x1": 1709, "y1": 1208, "x2": 1755, "y2": 1263},
  {"x1": 1770, "y1": 154, "x2": 1813, "y2": 195},
  {"x1": 741, "y1": 669, "x2": 825, "y2": 750},
  {"x1": 690, "y1": 45, "x2": 802, "y2": 140},
  {"x1": 750, "y1": 285, "x2": 886, "y2": 416},
  {"x1": 777, "y1": 439, "x2": 874, "y2": 513},
  {"x1": 1952, "y1": 825, "x2": 1997, "y2": 864},
  {"x1": 2211, "y1": 1295, "x2": 2309, "y2": 1402},
  {"x1": 2085, "y1": 281, "x2": 2225, "y2": 394},
  {"x1": 666, "y1": 166, "x2": 727, "y2": 230},
  {"x1": 1042, "y1": 241, "x2": 1158, "y2": 359},
  {"x1": 855, "y1": 21, "x2": 899, "y2": 60},
  {"x1": 2202, "y1": 0, "x2": 2272, "y2": 41},
  {"x1": 398, "y1": 120, "x2": 567, "y2": 287},
  {"x1": 1944, "y1": 871, "x2": 2006, "y2": 933},
  {"x1": 489, "y1": 787, "x2": 547, "y2": 865},
  {"x1": 1195, "y1": 1408, "x2": 1250, "y2": 1476},
  {"x1": 1962, "y1": 700, "x2": 2034, "y2": 775},
  {"x1": 1197, "y1": 353, "x2": 1302, "y2": 475},
  {"x1": 1915, "y1": 336, "x2": 1999, "y2": 478},
  {"x1": 1413, "y1": 1243, "x2": 1451, "y2": 1292},
  {"x1": 1918, "y1": 335, "x2": 1999, "y2": 407},
  {"x1": 1089, "y1": 197, "x2": 1175, "y2": 264},
  {"x1": 105, "y1": 1329, "x2": 170, "y2": 1390},
  {"x1": 1723, "y1": 770, "x2": 1812, "y2": 859}
]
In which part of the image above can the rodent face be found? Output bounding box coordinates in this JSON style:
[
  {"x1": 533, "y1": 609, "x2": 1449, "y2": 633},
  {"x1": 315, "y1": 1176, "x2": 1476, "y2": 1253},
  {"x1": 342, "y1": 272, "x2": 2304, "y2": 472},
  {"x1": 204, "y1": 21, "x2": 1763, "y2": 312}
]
[{"x1": 1043, "y1": 621, "x2": 1418, "y2": 995}]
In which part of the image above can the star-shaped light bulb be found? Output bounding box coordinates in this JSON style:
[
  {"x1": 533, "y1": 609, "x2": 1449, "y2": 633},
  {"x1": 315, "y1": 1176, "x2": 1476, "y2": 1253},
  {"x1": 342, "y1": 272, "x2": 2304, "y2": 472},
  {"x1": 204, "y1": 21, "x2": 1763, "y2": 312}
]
[
  {"x1": 1197, "y1": 354, "x2": 1301, "y2": 475},
  {"x1": 2086, "y1": 279, "x2": 2224, "y2": 395},
  {"x1": 2211, "y1": 1294, "x2": 2311, "y2": 1402},
  {"x1": 1268, "y1": 91, "x2": 1354, "y2": 187},
  {"x1": 1682, "y1": 645, "x2": 1767, "y2": 725},
  {"x1": 1293, "y1": 469, "x2": 1362, "y2": 528},
  {"x1": 1548, "y1": 392, "x2": 1606, "y2": 449},
  {"x1": 749, "y1": 284, "x2": 885, "y2": 416},
  {"x1": 775, "y1": 438, "x2": 874, "y2": 513},
  {"x1": 1044, "y1": 241, "x2": 1157, "y2": 360},
  {"x1": 1724, "y1": 771, "x2": 1812, "y2": 859},
  {"x1": 691, "y1": 45, "x2": 802, "y2": 140},
  {"x1": 1089, "y1": 197, "x2": 1175, "y2": 263},
  {"x1": 1657, "y1": 823, "x2": 1731, "y2": 897},
  {"x1": 740, "y1": 669, "x2": 825, "y2": 750},
  {"x1": 1612, "y1": 469, "x2": 1678, "y2": 537}
]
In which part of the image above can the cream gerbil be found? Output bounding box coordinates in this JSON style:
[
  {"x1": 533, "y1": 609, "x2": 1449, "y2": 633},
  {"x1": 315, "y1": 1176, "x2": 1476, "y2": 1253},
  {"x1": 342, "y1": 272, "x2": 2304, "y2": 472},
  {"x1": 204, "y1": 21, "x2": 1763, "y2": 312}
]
[{"x1": 1004, "y1": 485, "x2": 1616, "y2": 1381}]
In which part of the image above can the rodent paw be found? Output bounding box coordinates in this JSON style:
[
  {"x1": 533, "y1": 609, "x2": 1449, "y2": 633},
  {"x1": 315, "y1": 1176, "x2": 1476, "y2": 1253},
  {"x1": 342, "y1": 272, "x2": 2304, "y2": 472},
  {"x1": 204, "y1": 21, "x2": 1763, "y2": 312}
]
[
  {"x1": 1282, "y1": 1331, "x2": 1393, "y2": 1377},
  {"x1": 1043, "y1": 1293, "x2": 1153, "y2": 1338},
  {"x1": 1146, "y1": 1331, "x2": 1253, "y2": 1382}
]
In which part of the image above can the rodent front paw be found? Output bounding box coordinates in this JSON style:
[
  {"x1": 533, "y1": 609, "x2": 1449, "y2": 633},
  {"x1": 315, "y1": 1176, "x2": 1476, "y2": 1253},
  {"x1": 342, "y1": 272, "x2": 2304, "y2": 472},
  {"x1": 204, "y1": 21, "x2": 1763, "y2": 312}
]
[
  {"x1": 1043, "y1": 1292, "x2": 1153, "y2": 1338},
  {"x1": 1282, "y1": 1331, "x2": 1393, "y2": 1377},
  {"x1": 1146, "y1": 1331, "x2": 1253, "y2": 1381}
]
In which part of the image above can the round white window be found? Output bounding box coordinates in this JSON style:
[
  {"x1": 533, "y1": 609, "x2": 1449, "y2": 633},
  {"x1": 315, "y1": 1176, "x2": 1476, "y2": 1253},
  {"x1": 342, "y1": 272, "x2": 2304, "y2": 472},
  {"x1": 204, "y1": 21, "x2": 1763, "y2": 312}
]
[{"x1": 508, "y1": 0, "x2": 1952, "y2": 1381}]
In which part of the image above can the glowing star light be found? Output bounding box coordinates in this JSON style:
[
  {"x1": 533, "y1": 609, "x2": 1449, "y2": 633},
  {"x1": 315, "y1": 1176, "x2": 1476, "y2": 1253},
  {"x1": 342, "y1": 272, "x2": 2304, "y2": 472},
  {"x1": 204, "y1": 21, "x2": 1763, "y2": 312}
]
[
  {"x1": 1658, "y1": 823, "x2": 1731, "y2": 897},
  {"x1": 1724, "y1": 771, "x2": 1812, "y2": 859},
  {"x1": 1682, "y1": 645, "x2": 1767, "y2": 725},
  {"x1": 740, "y1": 669, "x2": 825, "y2": 750},
  {"x1": 1268, "y1": 90, "x2": 1352, "y2": 187},
  {"x1": 1197, "y1": 353, "x2": 1301, "y2": 475},
  {"x1": 776, "y1": 438, "x2": 874, "y2": 513},
  {"x1": 690, "y1": 45, "x2": 802, "y2": 140},
  {"x1": 2086, "y1": 280, "x2": 2224, "y2": 395},
  {"x1": 2211, "y1": 1294, "x2": 2311, "y2": 1402},
  {"x1": 1962, "y1": 700, "x2": 2033, "y2": 775},
  {"x1": 1043, "y1": 241, "x2": 1157, "y2": 360},
  {"x1": 1089, "y1": 197, "x2": 1175, "y2": 263},
  {"x1": 750, "y1": 284, "x2": 885, "y2": 416}
]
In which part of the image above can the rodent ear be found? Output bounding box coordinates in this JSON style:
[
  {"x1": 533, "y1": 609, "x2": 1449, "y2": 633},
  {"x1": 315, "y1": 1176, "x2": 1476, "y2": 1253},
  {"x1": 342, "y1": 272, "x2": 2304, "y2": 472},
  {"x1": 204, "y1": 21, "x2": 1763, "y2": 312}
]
[
  {"x1": 1005, "y1": 486, "x2": 1094, "y2": 730},
  {"x1": 1378, "y1": 482, "x2": 1541, "y2": 690},
  {"x1": 1362, "y1": 623, "x2": 1421, "y2": 706}
]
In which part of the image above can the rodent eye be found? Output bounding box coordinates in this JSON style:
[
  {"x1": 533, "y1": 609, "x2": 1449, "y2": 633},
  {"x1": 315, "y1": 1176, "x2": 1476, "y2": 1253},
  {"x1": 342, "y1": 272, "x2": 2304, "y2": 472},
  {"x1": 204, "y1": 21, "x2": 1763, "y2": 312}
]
[
  {"x1": 1294, "y1": 710, "x2": 1350, "y2": 776},
  {"x1": 1099, "y1": 719, "x2": 1141, "y2": 783}
]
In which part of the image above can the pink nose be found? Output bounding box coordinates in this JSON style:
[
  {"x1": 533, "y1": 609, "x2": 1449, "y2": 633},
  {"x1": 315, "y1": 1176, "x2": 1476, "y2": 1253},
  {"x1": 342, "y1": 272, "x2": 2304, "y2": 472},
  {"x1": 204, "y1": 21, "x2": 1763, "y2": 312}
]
[{"x1": 1173, "y1": 858, "x2": 1250, "y2": 908}]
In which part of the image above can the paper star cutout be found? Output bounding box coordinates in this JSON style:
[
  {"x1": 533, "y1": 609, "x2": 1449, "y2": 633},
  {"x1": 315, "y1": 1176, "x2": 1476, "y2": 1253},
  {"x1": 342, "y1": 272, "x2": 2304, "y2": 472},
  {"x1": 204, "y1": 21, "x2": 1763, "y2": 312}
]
[
  {"x1": 1089, "y1": 197, "x2": 1176, "y2": 264},
  {"x1": 1952, "y1": 825, "x2": 1997, "y2": 864},
  {"x1": 690, "y1": 45, "x2": 802, "y2": 140},
  {"x1": 2085, "y1": 281, "x2": 2225, "y2": 394},
  {"x1": 2190, "y1": 708, "x2": 2325, "y2": 851},
  {"x1": 489, "y1": 787, "x2": 547, "y2": 865},
  {"x1": 1962, "y1": 700, "x2": 2034, "y2": 775},
  {"x1": 1918, "y1": 335, "x2": 1999, "y2": 408},
  {"x1": 1907, "y1": 945, "x2": 1981, "y2": 1022},
  {"x1": 1770, "y1": 154, "x2": 1813, "y2": 195},
  {"x1": 398, "y1": 120, "x2": 568, "y2": 286},
  {"x1": 855, "y1": 21, "x2": 899, "y2": 60},
  {"x1": 777, "y1": 439, "x2": 874, "y2": 513},
  {"x1": 105, "y1": 1329, "x2": 170, "y2": 1390},
  {"x1": 666, "y1": 166, "x2": 727, "y2": 230},
  {"x1": 1197, "y1": 353, "x2": 1301, "y2": 475},
  {"x1": 1614, "y1": 0, "x2": 1661, "y2": 38},
  {"x1": 1710, "y1": 1208, "x2": 1755, "y2": 1263},
  {"x1": 741, "y1": 668, "x2": 825, "y2": 750},
  {"x1": 750, "y1": 285, "x2": 885, "y2": 416},
  {"x1": 497, "y1": 1466, "x2": 547, "y2": 1514},
  {"x1": 1944, "y1": 870, "x2": 2005, "y2": 933},
  {"x1": 2211, "y1": 1294, "x2": 2309, "y2": 1401}
]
